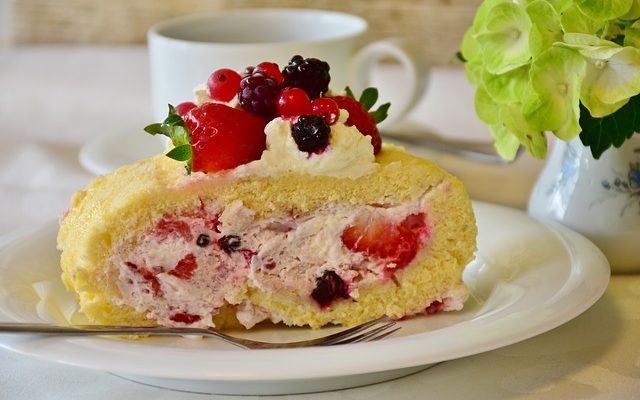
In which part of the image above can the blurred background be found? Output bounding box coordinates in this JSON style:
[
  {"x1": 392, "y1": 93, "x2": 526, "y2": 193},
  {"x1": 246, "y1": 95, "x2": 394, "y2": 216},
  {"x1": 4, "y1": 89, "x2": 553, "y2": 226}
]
[{"x1": 0, "y1": 0, "x2": 481, "y2": 65}]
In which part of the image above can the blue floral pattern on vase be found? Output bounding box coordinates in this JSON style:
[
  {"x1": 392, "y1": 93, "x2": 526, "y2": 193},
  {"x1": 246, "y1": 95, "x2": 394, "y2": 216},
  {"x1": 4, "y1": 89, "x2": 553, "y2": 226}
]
[{"x1": 601, "y1": 150, "x2": 640, "y2": 215}]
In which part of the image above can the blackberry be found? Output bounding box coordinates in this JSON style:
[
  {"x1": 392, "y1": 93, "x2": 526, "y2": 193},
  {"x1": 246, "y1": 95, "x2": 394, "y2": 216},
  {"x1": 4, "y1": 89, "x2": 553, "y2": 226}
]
[
  {"x1": 291, "y1": 115, "x2": 331, "y2": 153},
  {"x1": 311, "y1": 270, "x2": 349, "y2": 308},
  {"x1": 282, "y1": 55, "x2": 330, "y2": 100},
  {"x1": 196, "y1": 234, "x2": 211, "y2": 247},
  {"x1": 219, "y1": 235, "x2": 242, "y2": 254},
  {"x1": 237, "y1": 71, "x2": 279, "y2": 118}
]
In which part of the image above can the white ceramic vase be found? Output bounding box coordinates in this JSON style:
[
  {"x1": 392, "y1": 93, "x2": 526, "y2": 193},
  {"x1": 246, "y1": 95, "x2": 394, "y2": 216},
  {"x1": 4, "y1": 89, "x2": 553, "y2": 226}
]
[{"x1": 528, "y1": 134, "x2": 640, "y2": 273}]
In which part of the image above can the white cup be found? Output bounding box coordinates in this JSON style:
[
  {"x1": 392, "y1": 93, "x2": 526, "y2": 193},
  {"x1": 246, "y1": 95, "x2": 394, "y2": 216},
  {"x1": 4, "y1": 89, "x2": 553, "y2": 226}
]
[{"x1": 148, "y1": 8, "x2": 427, "y2": 126}]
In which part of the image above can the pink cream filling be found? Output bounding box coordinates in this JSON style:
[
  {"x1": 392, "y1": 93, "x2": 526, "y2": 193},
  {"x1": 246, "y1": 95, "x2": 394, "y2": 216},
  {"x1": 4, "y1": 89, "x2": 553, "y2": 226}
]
[{"x1": 109, "y1": 199, "x2": 442, "y2": 328}]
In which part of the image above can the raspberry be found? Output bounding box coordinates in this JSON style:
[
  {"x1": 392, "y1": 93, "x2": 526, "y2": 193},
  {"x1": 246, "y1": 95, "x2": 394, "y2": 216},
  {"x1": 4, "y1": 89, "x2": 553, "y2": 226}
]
[
  {"x1": 170, "y1": 312, "x2": 202, "y2": 324},
  {"x1": 277, "y1": 87, "x2": 311, "y2": 118},
  {"x1": 291, "y1": 115, "x2": 331, "y2": 153},
  {"x1": 207, "y1": 68, "x2": 242, "y2": 102},
  {"x1": 311, "y1": 270, "x2": 349, "y2": 308},
  {"x1": 168, "y1": 253, "x2": 198, "y2": 280},
  {"x1": 311, "y1": 98, "x2": 340, "y2": 125},
  {"x1": 255, "y1": 62, "x2": 284, "y2": 84},
  {"x1": 282, "y1": 55, "x2": 330, "y2": 100},
  {"x1": 238, "y1": 71, "x2": 279, "y2": 118}
]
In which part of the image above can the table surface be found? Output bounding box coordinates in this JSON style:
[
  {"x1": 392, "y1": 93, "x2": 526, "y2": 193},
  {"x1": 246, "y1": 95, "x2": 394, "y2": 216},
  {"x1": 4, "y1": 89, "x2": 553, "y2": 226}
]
[{"x1": 0, "y1": 46, "x2": 639, "y2": 400}]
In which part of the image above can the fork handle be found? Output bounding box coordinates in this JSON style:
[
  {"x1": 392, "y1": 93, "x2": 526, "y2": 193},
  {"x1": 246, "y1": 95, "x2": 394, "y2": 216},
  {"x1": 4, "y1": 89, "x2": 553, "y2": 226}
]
[{"x1": 0, "y1": 322, "x2": 204, "y2": 336}]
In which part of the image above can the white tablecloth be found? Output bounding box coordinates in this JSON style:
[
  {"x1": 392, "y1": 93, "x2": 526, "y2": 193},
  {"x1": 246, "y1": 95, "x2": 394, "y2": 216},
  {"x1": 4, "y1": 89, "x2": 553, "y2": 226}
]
[{"x1": 1, "y1": 46, "x2": 639, "y2": 400}]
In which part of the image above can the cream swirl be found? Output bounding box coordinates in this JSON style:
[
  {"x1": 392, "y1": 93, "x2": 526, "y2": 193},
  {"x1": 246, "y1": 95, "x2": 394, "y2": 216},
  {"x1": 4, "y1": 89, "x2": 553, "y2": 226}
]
[{"x1": 234, "y1": 110, "x2": 378, "y2": 179}]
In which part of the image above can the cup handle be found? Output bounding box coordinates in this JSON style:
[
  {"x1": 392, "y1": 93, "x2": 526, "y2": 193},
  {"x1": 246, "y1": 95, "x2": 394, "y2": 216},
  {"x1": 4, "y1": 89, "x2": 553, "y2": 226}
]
[{"x1": 348, "y1": 38, "x2": 429, "y2": 128}]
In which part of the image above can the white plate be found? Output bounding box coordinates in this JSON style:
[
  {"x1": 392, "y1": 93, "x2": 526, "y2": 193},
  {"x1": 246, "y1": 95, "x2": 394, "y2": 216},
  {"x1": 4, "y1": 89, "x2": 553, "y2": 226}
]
[{"x1": 0, "y1": 202, "x2": 609, "y2": 395}]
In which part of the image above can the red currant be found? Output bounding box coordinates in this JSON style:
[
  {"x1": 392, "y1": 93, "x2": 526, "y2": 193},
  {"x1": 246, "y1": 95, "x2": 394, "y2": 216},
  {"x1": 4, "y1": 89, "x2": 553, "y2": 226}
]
[
  {"x1": 207, "y1": 68, "x2": 241, "y2": 102},
  {"x1": 276, "y1": 87, "x2": 312, "y2": 118},
  {"x1": 311, "y1": 98, "x2": 340, "y2": 125},
  {"x1": 175, "y1": 101, "x2": 197, "y2": 116},
  {"x1": 256, "y1": 62, "x2": 284, "y2": 84}
]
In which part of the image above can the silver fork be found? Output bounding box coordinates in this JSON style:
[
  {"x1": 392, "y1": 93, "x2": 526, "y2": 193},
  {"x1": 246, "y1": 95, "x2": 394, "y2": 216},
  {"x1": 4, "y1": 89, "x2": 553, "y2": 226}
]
[{"x1": 0, "y1": 316, "x2": 400, "y2": 350}]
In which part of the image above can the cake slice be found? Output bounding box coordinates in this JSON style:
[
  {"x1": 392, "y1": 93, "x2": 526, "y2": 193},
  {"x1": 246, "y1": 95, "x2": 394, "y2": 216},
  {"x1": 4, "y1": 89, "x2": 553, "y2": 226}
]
[{"x1": 58, "y1": 56, "x2": 476, "y2": 329}]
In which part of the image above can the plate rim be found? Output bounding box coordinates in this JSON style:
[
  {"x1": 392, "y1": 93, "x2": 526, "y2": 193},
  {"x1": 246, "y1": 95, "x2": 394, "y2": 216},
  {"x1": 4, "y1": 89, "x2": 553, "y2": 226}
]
[{"x1": 0, "y1": 202, "x2": 610, "y2": 382}]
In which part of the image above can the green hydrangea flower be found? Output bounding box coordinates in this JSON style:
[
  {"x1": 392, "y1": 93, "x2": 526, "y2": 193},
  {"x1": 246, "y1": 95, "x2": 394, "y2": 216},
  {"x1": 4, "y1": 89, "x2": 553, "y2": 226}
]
[{"x1": 463, "y1": 0, "x2": 640, "y2": 159}]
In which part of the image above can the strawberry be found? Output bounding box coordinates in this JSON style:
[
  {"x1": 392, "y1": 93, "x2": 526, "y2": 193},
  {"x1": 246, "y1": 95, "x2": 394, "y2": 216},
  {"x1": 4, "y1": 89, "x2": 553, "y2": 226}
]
[
  {"x1": 185, "y1": 103, "x2": 267, "y2": 172},
  {"x1": 341, "y1": 213, "x2": 428, "y2": 270},
  {"x1": 145, "y1": 103, "x2": 267, "y2": 174},
  {"x1": 168, "y1": 253, "x2": 198, "y2": 280},
  {"x1": 331, "y1": 87, "x2": 390, "y2": 154}
]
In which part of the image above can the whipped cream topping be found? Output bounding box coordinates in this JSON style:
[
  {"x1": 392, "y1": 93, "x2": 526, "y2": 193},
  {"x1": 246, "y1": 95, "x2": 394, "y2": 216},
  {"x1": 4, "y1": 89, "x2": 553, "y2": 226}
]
[{"x1": 233, "y1": 110, "x2": 378, "y2": 179}]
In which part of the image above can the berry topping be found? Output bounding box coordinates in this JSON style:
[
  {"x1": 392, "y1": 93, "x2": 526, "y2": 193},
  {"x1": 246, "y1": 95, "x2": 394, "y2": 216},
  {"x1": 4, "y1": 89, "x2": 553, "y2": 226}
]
[
  {"x1": 175, "y1": 101, "x2": 197, "y2": 117},
  {"x1": 207, "y1": 68, "x2": 242, "y2": 102},
  {"x1": 311, "y1": 270, "x2": 350, "y2": 308},
  {"x1": 255, "y1": 61, "x2": 284, "y2": 84},
  {"x1": 196, "y1": 233, "x2": 211, "y2": 247},
  {"x1": 183, "y1": 103, "x2": 267, "y2": 173},
  {"x1": 311, "y1": 98, "x2": 340, "y2": 125},
  {"x1": 168, "y1": 253, "x2": 198, "y2": 280},
  {"x1": 219, "y1": 235, "x2": 242, "y2": 254},
  {"x1": 238, "y1": 70, "x2": 279, "y2": 118},
  {"x1": 276, "y1": 87, "x2": 312, "y2": 118},
  {"x1": 282, "y1": 55, "x2": 330, "y2": 100},
  {"x1": 341, "y1": 213, "x2": 428, "y2": 271},
  {"x1": 425, "y1": 300, "x2": 445, "y2": 314},
  {"x1": 170, "y1": 312, "x2": 202, "y2": 324},
  {"x1": 291, "y1": 115, "x2": 331, "y2": 153}
]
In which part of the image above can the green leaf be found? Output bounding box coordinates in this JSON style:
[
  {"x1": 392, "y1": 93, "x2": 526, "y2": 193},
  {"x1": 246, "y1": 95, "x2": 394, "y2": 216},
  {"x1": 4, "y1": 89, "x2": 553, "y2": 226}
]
[
  {"x1": 165, "y1": 144, "x2": 192, "y2": 161},
  {"x1": 575, "y1": 0, "x2": 633, "y2": 20},
  {"x1": 359, "y1": 88, "x2": 379, "y2": 110},
  {"x1": 144, "y1": 123, "x2": 162, "y2": 135},
  {"x1": 579, "y1": 95, "x2": 640, "y2": 158},
  {"x1": 344, "y1": 86, "x2": 355, "y2": 99},
  {"x1": 144, "y1": 103, "x2": 193, "y2": 174},
  {"x1": 370, "y1": 102, "x2": 390, "y2": 124}
]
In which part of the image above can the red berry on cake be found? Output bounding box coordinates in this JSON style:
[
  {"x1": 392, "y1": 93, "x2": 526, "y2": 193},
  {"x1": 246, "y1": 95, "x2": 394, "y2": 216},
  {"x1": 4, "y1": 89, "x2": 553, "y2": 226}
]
[
  {"x1": 207, "y1": 68, "x2": 242, "y2": 102},
  {"x1": 183, "y1": 103, "x2": 267, "y2": 173},
  {"x1": 276, "y1": 87, "x2": 312, "y2": 118},
  {"x1": 255, "y1": 61, "x2": 284, "y2": 84},
  {"x1": 310, "y1": 97, "x2": 340, "y2": 125},
  {"x1": 175, "y1": 101, "x2": 197, "y2": 117}
]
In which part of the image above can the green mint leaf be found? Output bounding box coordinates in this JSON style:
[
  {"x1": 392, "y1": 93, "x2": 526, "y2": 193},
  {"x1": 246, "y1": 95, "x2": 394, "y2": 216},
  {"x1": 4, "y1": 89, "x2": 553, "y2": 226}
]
[
  {"x1": 165, "y1": 144, "x2": 192, "y2": 161},
  {"x1": 359, "y1": 88, "x2": 379, "y2": 111},
  {"x1": 370, "y1": 102, "x2": 391, "y2": 124},
  {"x1": 144, "y1": 123, "x2": 162, "y2": 135},
  {"x1": 579, "y1": 95, "x2": 640, "y2": 159},
  {"x1": 344, "y1": 86, "x2": 355, "y2": 99}
]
